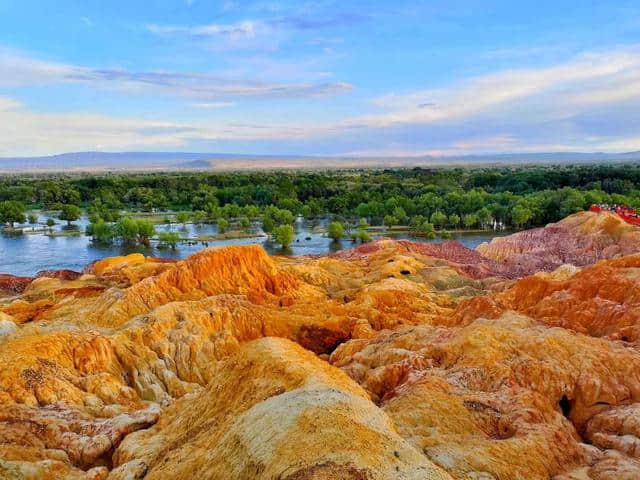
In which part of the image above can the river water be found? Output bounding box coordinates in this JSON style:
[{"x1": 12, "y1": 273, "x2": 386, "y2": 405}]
[{"x1": 0, "y1": 214, "x2": 512, "y2": 276}]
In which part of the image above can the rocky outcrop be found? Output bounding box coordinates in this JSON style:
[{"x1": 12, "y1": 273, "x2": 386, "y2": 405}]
[
  {"x1": 451, "y1": 254, "x2": 640, "y2": 342},
  {"x1": 334, "y1": 239, "x2": 526, "y2": 279},
  {"x1": 0, "y1": 273, "x2": 33, "y2": 295},
  {"x1": 477, "y1": 211, "x2": 640, "y2": 275},
  {"x1": 1, "y1": 227, "x2": 639, "y2": 479},
  {"x1": 331, "y1": 313, "x2": 640, "y2": 479},
  {"x1": 111, "y1": 337, "x2": 452, "y2": 480}
]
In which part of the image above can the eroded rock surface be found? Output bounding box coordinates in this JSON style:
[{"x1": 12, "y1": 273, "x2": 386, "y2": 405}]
[
  {"x1": 477, "y1": 210, "x2": 640, "y2": 275},
  {"x1": 1, "y1": 214, "x2": 639, "y2": 479}
]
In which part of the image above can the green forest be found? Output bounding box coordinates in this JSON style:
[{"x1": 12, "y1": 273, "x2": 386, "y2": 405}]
[{"x1": 1, "y1": 164, "x2": 640, "y2": 244}]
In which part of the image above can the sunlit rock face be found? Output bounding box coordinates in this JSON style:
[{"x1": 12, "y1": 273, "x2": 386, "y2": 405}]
[
  {"x1": 0, "y1": 214, "x2": 639, "y2": 479},
  {"x1": 477, "y1": 210, "x2": 640, "y2": 275}
]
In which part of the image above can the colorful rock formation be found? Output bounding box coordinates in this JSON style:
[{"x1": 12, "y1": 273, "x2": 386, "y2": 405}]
[
  {"x1": 0, "y1": 211, "x2": 639, "y2": 479},
  {"x1": 477, "y1": 210, "x2": 640, "y2": 275}
]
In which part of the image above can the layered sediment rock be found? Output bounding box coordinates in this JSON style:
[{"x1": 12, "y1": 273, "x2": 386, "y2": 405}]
[
  {"x1": 111, "y1": 337, "x2": 452, "y2": 480},
  {"x1": 477, "y1": 210, "x2": 640, "y2": 275},
  {"x1": 1, "y1": 216, "x2": 639, "y2": 479}
]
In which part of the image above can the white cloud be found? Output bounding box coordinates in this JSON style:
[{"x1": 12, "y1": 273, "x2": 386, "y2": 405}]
[
  {"x1": 147, "y1": 20, "x2": 264, "y2": 38},
  {"x1": 0, "y1": 96, "x2": 22, "y2": 111},
  {"x1": 0, "y1": 47, "x2": 353, "y2": 100},
  {"x1": 361, "y1": 46, "x2": 640, "y2": 128},
  {"x1": 0, "y1": 96, "x2": 333, "y2": 156},
  {"x1": 2, "y1": 44, "x2": 640, "y2": 156},
  {"x1": 191, "y1": 101, "x2": 236, "y2": 109},
  {"x1": 147, "y1": 20, "x2": 281, "y2": 51}
]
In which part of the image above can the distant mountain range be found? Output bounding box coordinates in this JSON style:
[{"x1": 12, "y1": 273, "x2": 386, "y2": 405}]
[{"x1": 1, "y1": 150, "x2": 640, "y2": 172}]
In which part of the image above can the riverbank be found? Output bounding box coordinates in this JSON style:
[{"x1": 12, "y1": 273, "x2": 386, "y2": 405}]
[{"x1": 0, "y1": 215, "x2": 514, "y2": 276}]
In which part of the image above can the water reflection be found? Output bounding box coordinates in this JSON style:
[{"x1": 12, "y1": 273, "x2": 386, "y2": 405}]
[{"x1": 0, "y1": 214, "x2": 512, "y2": 276}]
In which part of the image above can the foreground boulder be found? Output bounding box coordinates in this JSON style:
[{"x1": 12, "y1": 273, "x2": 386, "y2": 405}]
[{"x1": 111, "y1": 337, "x2": 452, "y2": 480}]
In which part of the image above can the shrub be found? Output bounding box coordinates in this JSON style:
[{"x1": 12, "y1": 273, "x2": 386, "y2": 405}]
[
  {"x1": 59, "y1": 204, "x2": 82, "y2": 226},
  {"x1": 327, "y1": 221, "x2": 344, "y2": 241},
  {"x1": 116, "y1": 217, "x2": 139, "y2": 244},
  {"x1": 0, "y1": 201, "x2": 26, "y2": 227},
  {"x1": 158, "y1": 231, "x2": 180, "y2": 249},
  {"x1": 217, "y1": 218, "x2": 230, "y2": 234},
  {"x1": 136, "y1": 219, "x2": 155, "y2": 246},
  {"x1": 273, "y1": 224, "x2": 295, "y2": 248},
  {"x1": 87, "y1": 219, "x2": 115, "y2": 244}
]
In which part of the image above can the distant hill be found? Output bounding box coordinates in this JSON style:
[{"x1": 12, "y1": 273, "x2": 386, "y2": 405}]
[{"x1": 1, "y1": 150, "x2": 640, "y2": 172}]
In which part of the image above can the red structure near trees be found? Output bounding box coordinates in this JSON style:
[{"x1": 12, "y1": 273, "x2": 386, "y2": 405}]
[{"x1": 590, "y1": 204, "x2": 640, "y2": 226}]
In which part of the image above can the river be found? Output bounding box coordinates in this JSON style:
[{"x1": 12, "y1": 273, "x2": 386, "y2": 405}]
[{"x1": 0, "y1": 214, "x2": 512, "y2": 276}]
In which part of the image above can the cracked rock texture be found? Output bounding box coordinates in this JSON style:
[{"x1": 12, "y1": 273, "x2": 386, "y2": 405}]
[
  {"x1": 477, "y1": 210, "x2": 640, "y2": 275},
  {"x1": 0, "y1": 212, "x2": 639, "y2": 479}
]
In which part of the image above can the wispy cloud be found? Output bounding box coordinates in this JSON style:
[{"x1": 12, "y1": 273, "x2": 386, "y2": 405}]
[
  {"x1": 2, "y1": 44, "x2": 640, "y2": 156},
  {"x1": 145, "y1": 10, "x2": 369, "y2": 51},
  {"x1": 0, "y1": 95, "x2": 333, "y2": 156},
  {"x1": 191, "y1": 101, "x2": 236, "y2": 109},
  {"x1": 0, "y1": 96, "x2": 22, "y2": 111},
  {"x1": 147, "y1": 19, "x2": 282, "y2": 51},
  {"x1": 147, "y1": 20, "x2": 265, "y2": 40},
  {"x1": 272, "y1": 12, "x2": 370, "y2": 30},
  {"x1": 359, "y1": 46, "x2": 640, "y2": 129},
  {"x1": 0, "y1": 48, "x2": 353, "y2": 100}
]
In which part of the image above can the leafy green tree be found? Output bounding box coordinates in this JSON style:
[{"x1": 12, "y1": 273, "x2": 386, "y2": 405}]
[
  {"x1": 463, "y1": 213, "x2": 478, "y2": 229},
  {"x1": 559, "y1": 189, "x2": 586, "y2": 218},
  {"x1": 476, "y1": 207, "x2": 492, "y2": 228},
  {"x1": 239, "y1": 217, "x2": 251, "y2": 233},
  {"x1": 358, "y1": 218, "x2": 368, "y2": 230},
  {"x1": 204, "y1": 202, "x2": 220, "y2": 220},
  {"x1": 136, "y1": 219, "x2": 155, "y2": 246},
  {"x1": 301, "y1": 205, "x2": 312, "y2": 219},
  {"x1": 410, "y1": 215, "x2": 426, "y2": 232},
  {"x1": 421, "y1": 222, "x2": 437, "y2": 237},
  {"x1": 176, "y1": 211, "x2": 190, "y2": 226},
  {"x1": 158, "y1": 231, "x2": 180, "y2": 249},
  {"x1": 411, "y1": 219, "x2": 436, "y2": 238},
  {"x1": 305, "y1": 198, "x2": 323, "y2": 217},
  {"x1": 272, "y1": 208, "x2": 294, "y2": 225},
  {"x1": 221, "y1": 203, "x2": 241, "y2": 218},
  {"x1": 0, "y1": 201, "x2": 26, "y2": 227},
  {"x1": 59, "y1": 204, "x2": 82, "y2": 226},
  {"x1": 116, "y1": 217, "x2": 139, "y2": 244},
  {"x1": 87, "y1": 219, "x2": 115, "y2": 244},
  {"x1": 46, "y1": 218, "x2": 55, "y2": 231},
  {"x1": 192, "y1": 210, "x2": 207, "y2": 225},
  {"x1": 392, "y1": 207, "x2": 407, "y2": 224},
  {"x1": 262, "y1": 215, "x2": 275, "y2": 235},
  {"x1": 278, "y1": 198, "x2": 302, "y2": 215},
  {"x1": 511, "y1": 204, "x2": 533, "y2": 228},
  {"x1": 430, "y1": 211, "x2": 447, "y2": 229},
  {"x1": 217, "y1": 218, "x2": 230, "y2": 233},
  {"x1": 28, "y1": 213, "x2": 38, "y2": 225},
  {"x1": 356, "y1": 230, "x2": 371, "y2": 243},
  {"x1": 273, "y1": 224, "x2": 295, "y2": 248},
  {"x1": 243, "y1": 205, "x2": 260, "y2": 220},
  {"x1": 327, "y1": 221, "x2": 344, "y2": 241},
  {"x1": 448, "y1": 213, "x2": 460, "y2": 228},
  {"x1": 383, "y1": 215, "x2": 398, "y2": 228}
]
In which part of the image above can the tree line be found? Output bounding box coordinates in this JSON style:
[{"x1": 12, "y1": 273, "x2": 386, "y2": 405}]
[{"x1": 1, "y1": 164, "x2": 640, "y2": 240}]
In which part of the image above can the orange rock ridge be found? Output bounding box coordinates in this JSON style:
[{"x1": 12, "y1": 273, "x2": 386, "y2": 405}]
[{"x1": 0, "y1": 211, "x2": 639, "y2": 479}]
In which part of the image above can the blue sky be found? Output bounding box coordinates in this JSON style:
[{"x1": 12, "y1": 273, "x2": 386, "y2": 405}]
[{"x1": 1, "y1": 0, "x2": 640, "y2": 156}]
